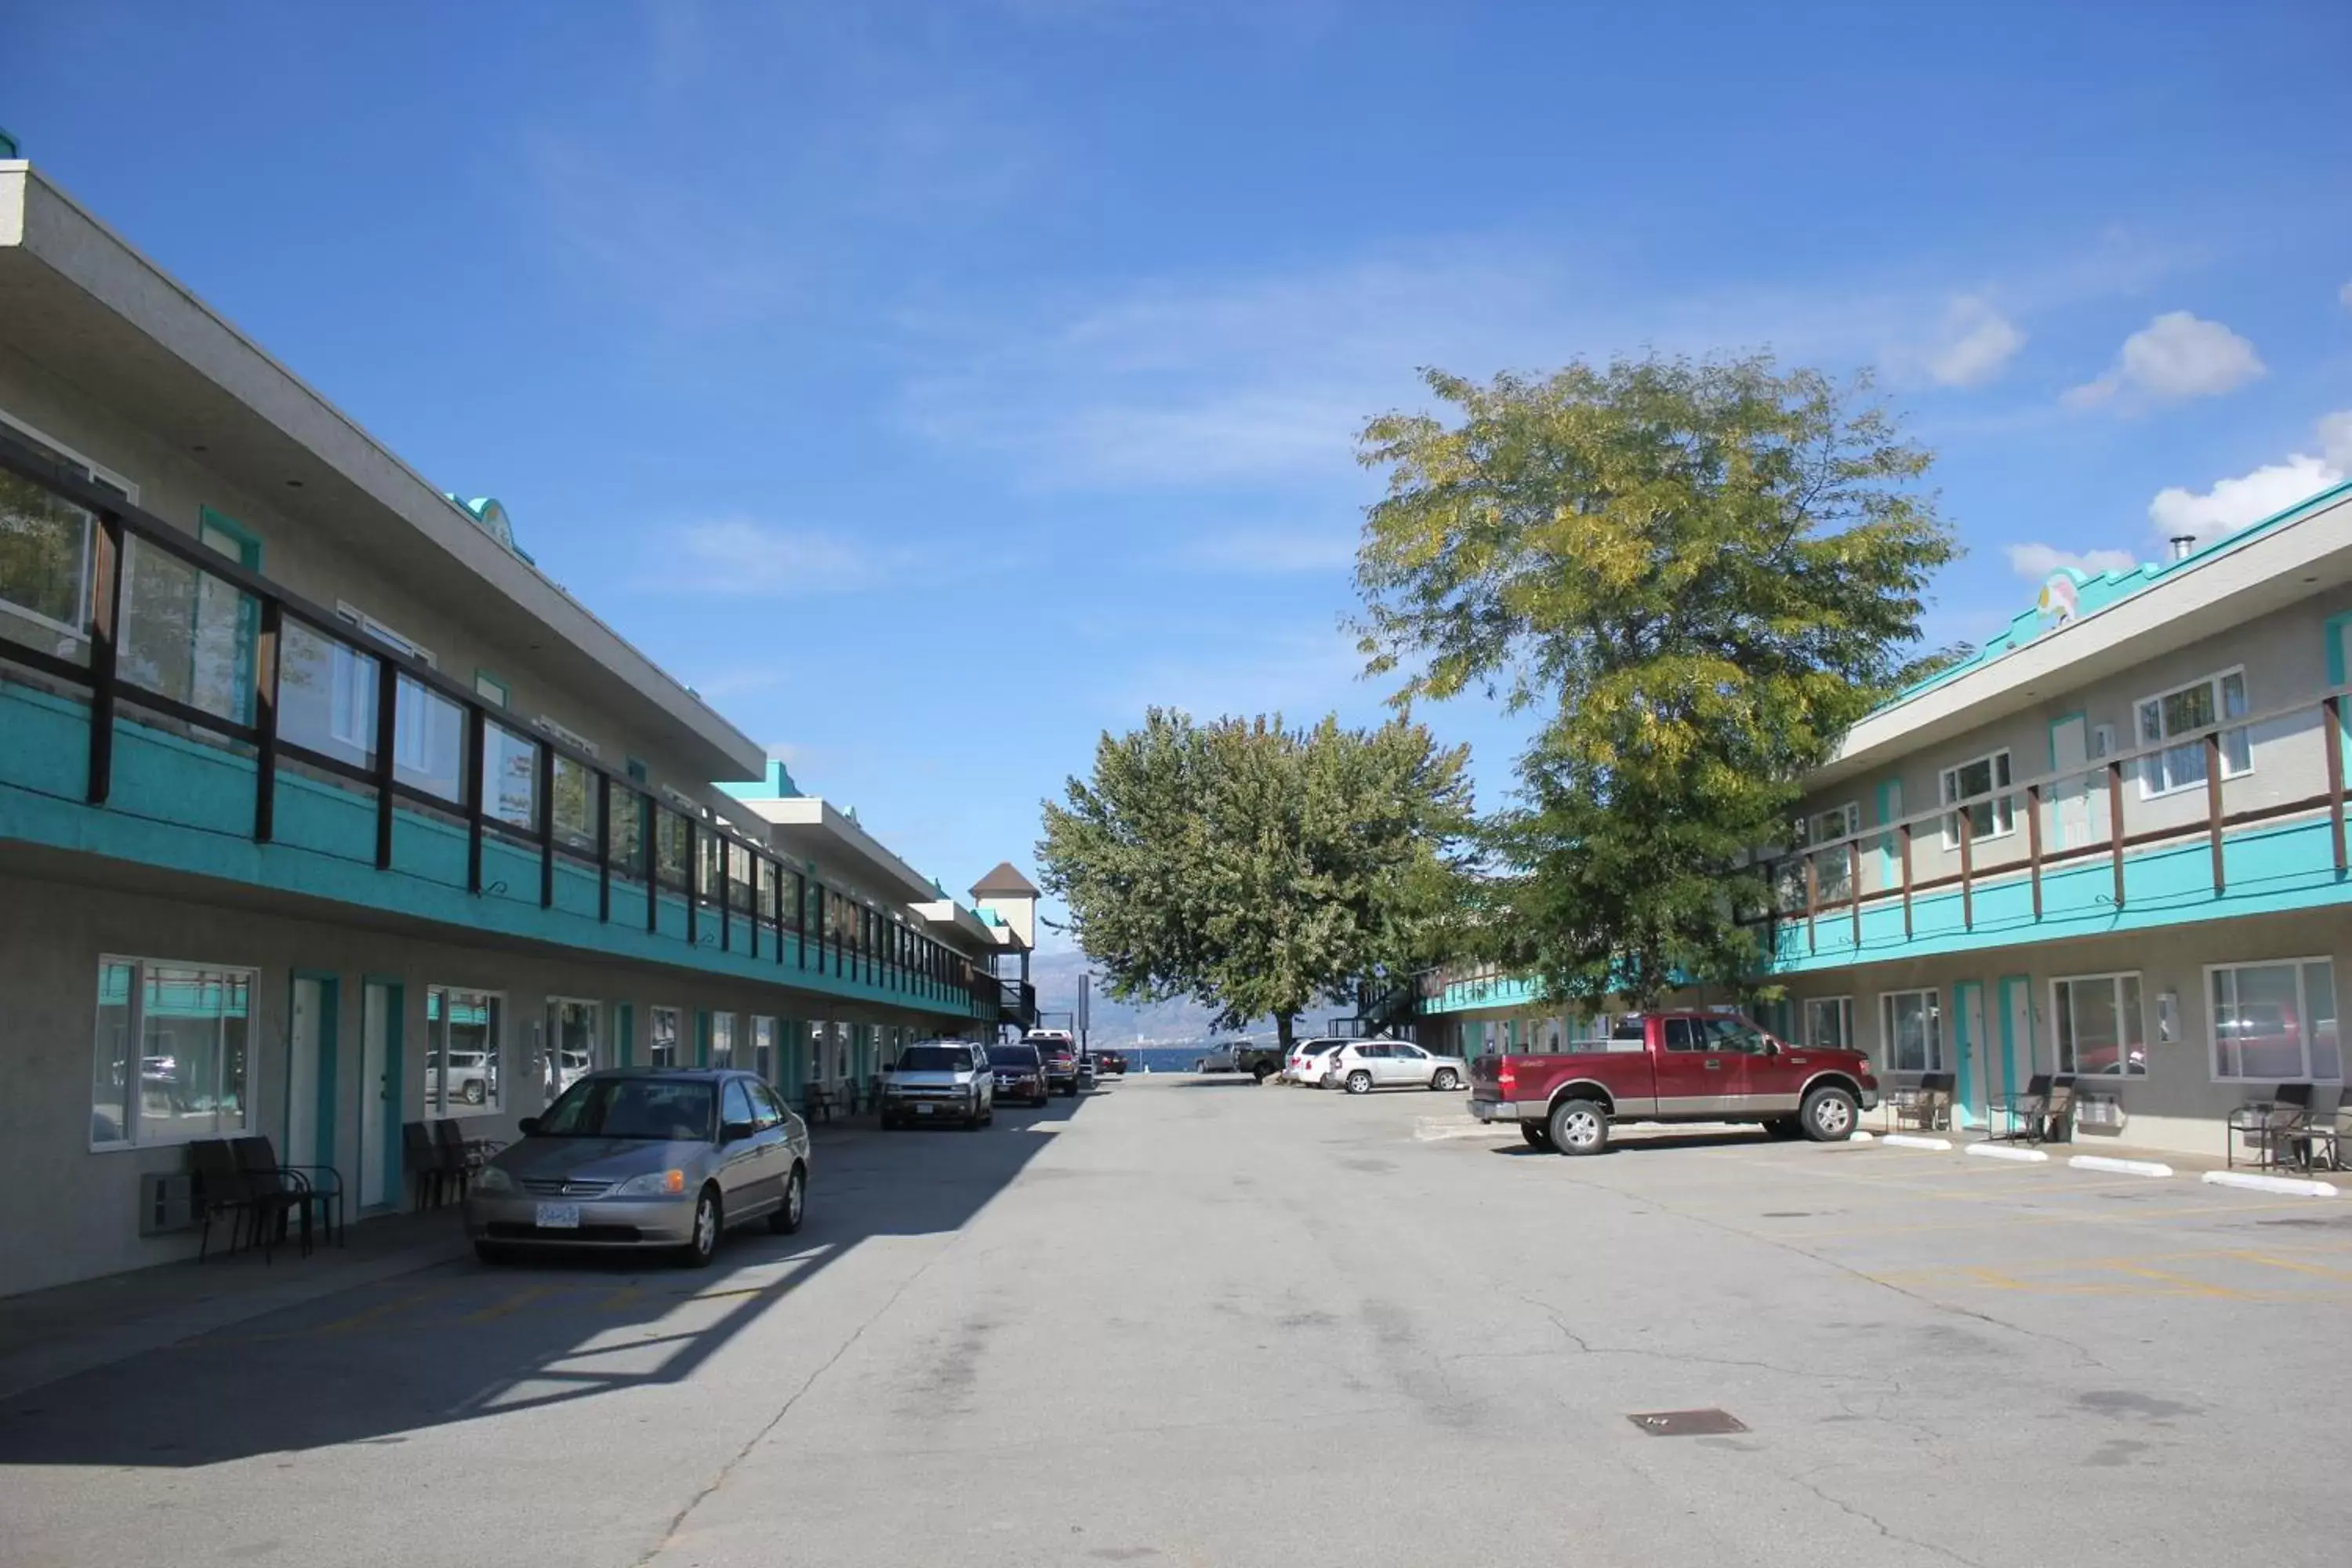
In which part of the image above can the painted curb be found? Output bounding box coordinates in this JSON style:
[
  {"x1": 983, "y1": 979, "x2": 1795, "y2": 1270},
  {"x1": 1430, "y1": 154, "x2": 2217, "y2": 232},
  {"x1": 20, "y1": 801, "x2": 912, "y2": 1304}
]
[
  {"x1": 2201, "y1": 1170, "x2": 2338, "y2": 1198},
  {"x1": 1966, "y1": 1142, "x2": 2050, "y2": 1163},
  {"x1": 2069, "y1": 1154, "x2": 2174, "y2": 1178},
  {"x1": 1880, "y1": 1134, "x2": 1953, "y2": 1151}
]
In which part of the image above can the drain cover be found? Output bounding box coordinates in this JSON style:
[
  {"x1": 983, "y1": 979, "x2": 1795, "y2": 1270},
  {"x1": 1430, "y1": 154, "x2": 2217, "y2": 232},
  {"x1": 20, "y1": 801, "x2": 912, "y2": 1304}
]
[{"x1": 1628, "y1": 1408, "x2": 1748, "y2": 1436}]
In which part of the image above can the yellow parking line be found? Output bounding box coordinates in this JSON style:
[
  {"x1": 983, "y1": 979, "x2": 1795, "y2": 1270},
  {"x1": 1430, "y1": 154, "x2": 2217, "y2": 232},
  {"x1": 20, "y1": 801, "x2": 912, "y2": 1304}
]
[
  {"x1": 2098, "y1": 1263, "x2": 2256, "y2": 1300},
  {"x1": 597, "y1": 1285, "x2": 645, "y2": 1312},
  {"x1": 2223, "y1": 1250, "x2": 2352, "y2": 1281},
  {"x1": 313, "y1": 1286, "x2": 448, "y2": 1337},
  {"x1": 461, "y1": 1283, "x2": 561, "y2": 1323}
]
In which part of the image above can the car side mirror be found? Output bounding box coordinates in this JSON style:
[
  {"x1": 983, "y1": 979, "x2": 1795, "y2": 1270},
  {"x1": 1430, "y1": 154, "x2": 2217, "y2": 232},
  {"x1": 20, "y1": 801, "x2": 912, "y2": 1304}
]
[
  {"x1": 517, "y1": 1116, "x2": 542, "y2": 1136},
  {"x1": 721, "y1": 1120, "x2": 757, "y2": 1144}
]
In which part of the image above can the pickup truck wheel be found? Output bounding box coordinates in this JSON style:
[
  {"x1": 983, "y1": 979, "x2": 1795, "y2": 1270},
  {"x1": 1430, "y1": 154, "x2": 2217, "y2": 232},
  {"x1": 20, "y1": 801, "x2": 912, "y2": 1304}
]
[
  {"x1": 1521, "y1": 1123, "x2": 1552, "y2": 1149},
  {"x1": 1344, "y1": 1069, "x2": 1374, "y2": 1095},
  {"x1": 1800, "y1": 1085, "x2": 1859, "y2": 1142},
  {"x1": 1253, "y1": 1065, "x2": 1273, "y2": 1083},
  {"x1": 1431, "y1": 1069, "x2": 1459, "y2": 1091},
  {"x1": 1548, "y1": 1098, "x2": 1610, "y2": 1156}
]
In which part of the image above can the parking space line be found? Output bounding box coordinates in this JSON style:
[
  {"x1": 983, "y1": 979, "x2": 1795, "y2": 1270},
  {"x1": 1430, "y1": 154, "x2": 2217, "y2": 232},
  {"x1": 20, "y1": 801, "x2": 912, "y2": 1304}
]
[
  {"x1": 461, "y1": 1283, "x2": 562, "y2": 1323},
  {"x1": 312, "y1": 1286, "x2": 449, "y2": 1338},
  {"x1": 2100, "y1": 1262, "x2": 2256, "y2": 1300},
  {"x1": 2223, "y1": 1250, "x2": 2352, "y2": 1281}
]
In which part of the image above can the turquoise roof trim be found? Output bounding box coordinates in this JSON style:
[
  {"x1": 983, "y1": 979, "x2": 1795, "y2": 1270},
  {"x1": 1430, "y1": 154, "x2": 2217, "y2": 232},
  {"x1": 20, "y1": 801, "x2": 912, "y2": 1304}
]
[
  {"x1": 1876, "y1": 476, "x2": 2352, "y2": 717},
  {"x1": 443, "y1": 493, "x2": 538, "y2": 565},
  {"x1": 717, "y1": 758, "x2": 802, "y2": 801},
  {"x1": 0, "y1": 128, "x2": 20, "y2": 159}
]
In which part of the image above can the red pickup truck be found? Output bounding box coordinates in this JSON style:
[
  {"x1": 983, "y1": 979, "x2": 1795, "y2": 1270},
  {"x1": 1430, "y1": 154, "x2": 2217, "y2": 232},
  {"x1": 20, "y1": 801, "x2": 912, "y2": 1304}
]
[{"x1": 1468, "y1": 1011, "x2": 1878, "y2": 1155}]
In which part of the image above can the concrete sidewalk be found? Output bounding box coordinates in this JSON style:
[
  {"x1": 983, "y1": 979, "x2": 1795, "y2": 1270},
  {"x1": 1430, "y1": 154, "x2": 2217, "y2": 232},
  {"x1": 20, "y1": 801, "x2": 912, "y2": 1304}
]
[{"x1": 0, "y1": 1209, "x2": 471, "y2": 1403}]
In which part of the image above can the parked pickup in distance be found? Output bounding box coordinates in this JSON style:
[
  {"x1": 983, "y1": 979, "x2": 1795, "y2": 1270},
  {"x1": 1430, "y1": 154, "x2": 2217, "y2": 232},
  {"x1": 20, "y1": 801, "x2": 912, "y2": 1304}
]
[{"x1": 1468, "y1": 1012, "x2": 1878, "y2": 1155}]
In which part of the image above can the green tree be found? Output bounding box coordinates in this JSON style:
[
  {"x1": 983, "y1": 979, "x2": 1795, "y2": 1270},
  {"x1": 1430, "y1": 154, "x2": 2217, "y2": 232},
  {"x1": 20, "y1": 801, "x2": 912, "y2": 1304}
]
[
  {"x1": 1038, "y1": 710, "x2": 1473, "y2": 1053},
  {"x1": 1356, "y1": 354, "x2": 1958, "y2": 1006}
]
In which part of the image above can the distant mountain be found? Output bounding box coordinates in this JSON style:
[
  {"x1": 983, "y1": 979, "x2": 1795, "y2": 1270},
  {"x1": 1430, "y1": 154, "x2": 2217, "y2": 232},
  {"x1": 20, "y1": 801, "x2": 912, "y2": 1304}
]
[{"x1": 1022, "y1": 949, "x2": 1357, "y2": 1046}]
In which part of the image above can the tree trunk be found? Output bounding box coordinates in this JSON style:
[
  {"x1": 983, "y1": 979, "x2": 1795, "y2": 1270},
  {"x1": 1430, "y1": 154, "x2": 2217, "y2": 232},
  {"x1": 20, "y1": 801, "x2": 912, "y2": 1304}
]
[{"x1": 1274, "y1": 1014, "x2": 1295, "y2": 1055}]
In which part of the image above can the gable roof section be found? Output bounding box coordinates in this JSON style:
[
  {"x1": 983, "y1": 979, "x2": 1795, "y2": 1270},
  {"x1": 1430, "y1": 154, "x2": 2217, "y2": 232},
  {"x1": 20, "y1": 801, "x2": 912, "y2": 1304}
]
[{"x1": 972, "y1": 861, "x2": 1041, "y2": 898}]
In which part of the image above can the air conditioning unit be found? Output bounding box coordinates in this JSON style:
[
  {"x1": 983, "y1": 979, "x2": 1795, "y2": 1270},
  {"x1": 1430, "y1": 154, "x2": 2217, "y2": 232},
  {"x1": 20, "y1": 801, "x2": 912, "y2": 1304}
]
[
  {"x1": 2074, "y1": 1093, "x2": 2125, "y2": 1131},
  {"x1": 138, "y1": 1171, "x2": 197, "y2": 1235}
]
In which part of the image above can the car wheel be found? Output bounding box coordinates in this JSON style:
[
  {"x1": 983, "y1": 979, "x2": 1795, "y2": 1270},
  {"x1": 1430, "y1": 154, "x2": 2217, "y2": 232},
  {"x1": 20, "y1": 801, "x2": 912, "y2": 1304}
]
[
  {"x1": 1548, "y1": 1098, "x2": 1610, "y2": 1156},
  {"x1": 1432, "y1": 1069, "x2": 1460, "y2": 1091},
  {"x1": 680, "y1": 1186, "x2": 721, "y2": 1268},
  {"x1": 1253, "y1": 1065, "x2": 1272, "y2": 1083},
  {"x1": 1345, "y1": 1069, "x2": 1374, "y2": 1095},
  {"x1": 1521, "y1": 1123, "x2": 1552, "y2": 1149},
  {"x1": 879, "y1": 1112, "x2": 896, "y2": 1131},
  {"x1": 473, "y1": 1240, "x2": 516, "y2": 1265},
  {"x1": 768, "y1": 1165, "x2": 806, "y2": 1235},
  {"x1": 1801, "y1": 1085, "x2": 1859, "y2": 1143}
]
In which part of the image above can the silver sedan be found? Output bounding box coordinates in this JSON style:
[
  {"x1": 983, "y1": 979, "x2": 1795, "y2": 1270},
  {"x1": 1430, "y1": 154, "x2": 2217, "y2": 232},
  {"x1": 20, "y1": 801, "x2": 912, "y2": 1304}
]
[{"x1": 465, "y1": 1069, "x2": 809, "y2": 1267}]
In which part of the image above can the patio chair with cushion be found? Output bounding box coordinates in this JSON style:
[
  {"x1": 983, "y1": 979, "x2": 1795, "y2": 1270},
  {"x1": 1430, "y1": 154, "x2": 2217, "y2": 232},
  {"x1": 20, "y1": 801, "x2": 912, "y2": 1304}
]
[{"x1": 2227, "y1": 1083, "x2": 2313, "y2": 1170}]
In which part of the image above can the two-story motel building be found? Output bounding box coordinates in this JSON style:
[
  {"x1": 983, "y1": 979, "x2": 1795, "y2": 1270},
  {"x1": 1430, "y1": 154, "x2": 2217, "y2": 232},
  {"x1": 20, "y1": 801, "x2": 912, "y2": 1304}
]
[
  {"x1": 1423, "y1": 476, "x2": 2352, "y2": 1160},
  {"x1": 0, "y1": 157, "x2": 1036, "y2": 1297}
]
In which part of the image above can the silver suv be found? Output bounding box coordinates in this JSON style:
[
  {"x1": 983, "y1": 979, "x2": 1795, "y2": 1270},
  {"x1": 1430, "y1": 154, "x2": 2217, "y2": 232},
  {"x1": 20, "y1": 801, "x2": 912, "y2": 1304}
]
[{"x1": 880, "y1": 1040, "x2": 996, "y2": 1130}]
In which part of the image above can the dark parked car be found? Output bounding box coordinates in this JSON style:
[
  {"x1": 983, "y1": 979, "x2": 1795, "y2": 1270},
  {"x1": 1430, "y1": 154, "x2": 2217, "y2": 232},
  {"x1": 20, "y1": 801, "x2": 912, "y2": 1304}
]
[
  {"x1": 1093, "y1": 1049, "x2": 1127, "y2": 1077},
  {"x1": 1043, "y1": 1043, "x2": 1083, "y2": 1097},
  {"x1": 987, "y1": 1041, "x2": 1050, "y2": 1105}
]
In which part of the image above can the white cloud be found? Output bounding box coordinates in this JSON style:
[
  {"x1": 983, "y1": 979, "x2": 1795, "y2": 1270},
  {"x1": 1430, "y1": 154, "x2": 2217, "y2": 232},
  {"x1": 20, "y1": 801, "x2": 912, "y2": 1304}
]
[
  {"x1": 1923, "y1": 296, "x2": 2026, "y2": 388},
  {"x1": 2004, "y1": 543, "x2": 2139, "y2": 581},
  {"x1": 2341, "y1": 278, "x2": 2352, "y2": 312},
  {"x1": 668, "y1": 517, "x2": 908, "y2": 595},
  {"x1": 2149, "y1": 452, "x2": 2343, "y2": 550},
  {"x1": 2065, "y1": 310, "x2": 2264, "y2": 408},
  {"x1": 2319, "y1": 409, "x2": 2352, "y2": 472}
]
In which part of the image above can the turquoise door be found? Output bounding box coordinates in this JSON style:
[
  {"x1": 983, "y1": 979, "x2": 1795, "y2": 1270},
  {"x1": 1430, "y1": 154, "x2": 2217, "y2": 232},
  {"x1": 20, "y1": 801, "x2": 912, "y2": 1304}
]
[
  {"x1": 1952, "y1": 980, "x2": 1987, "y2": 1129},
  {"x1": 1994, "y1": 975, "x2": 2033, "y2": 1134}
]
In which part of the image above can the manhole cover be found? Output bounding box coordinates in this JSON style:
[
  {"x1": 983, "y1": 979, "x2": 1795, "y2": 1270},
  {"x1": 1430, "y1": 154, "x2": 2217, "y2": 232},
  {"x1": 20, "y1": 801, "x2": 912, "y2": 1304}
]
[{"x1": 1628, "y1": 1408, "x2": 1748, "y2": 1436}]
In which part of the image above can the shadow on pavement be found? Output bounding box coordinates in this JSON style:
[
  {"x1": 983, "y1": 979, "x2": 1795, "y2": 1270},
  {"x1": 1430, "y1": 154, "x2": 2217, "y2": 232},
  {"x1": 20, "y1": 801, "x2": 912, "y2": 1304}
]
[
  {"x1": 1489, "y1": 1127, "x2": 1782, "y2": 1156},
  {"x1": 0, "y1": 1088, "x2": 1101, "y2": 1469}
]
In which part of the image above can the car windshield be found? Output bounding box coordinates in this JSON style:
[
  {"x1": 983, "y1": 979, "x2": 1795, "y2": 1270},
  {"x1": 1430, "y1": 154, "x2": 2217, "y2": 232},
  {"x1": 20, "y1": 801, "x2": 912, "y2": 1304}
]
[
  {"x1": 988, "y1": 1046, "x2": 1041, "y2": 1067},
  {"x1": 538, "y1": 1077, "x2": 714, "y2": 1142},
  {"x1": 897, "y1": 1046, "x2": 971, "y2": 1072}
]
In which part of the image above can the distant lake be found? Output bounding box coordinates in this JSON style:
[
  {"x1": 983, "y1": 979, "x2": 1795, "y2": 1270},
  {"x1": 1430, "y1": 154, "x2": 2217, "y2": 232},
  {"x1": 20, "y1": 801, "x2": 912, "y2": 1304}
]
[{"x1": 1108, "y1": 1045, "x2": 1244, "y2": 1075}]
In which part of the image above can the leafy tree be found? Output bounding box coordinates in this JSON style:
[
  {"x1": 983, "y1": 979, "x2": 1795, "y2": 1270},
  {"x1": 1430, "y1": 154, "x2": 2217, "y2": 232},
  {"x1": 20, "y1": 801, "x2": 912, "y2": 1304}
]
[
  {"x1": 1038, "y1": 710, "x2": 1473, "y2": 1053},
  {"x1": 1355, "y1": 354, "x2": 1958, "y2": 1006}
]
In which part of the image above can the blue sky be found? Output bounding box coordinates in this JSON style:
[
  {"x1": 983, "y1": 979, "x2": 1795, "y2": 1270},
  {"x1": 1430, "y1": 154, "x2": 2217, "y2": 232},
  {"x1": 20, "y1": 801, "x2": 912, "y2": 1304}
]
[{"x1": 9, "y1": 1, "x2": 2351, "y2": 942}]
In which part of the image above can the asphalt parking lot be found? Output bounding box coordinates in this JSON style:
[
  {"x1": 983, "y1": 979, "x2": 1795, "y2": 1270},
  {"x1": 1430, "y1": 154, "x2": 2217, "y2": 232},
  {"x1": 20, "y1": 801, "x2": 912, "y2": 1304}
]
[{"x1": 2, "y1": 1076, "x2": 2346, "y2": 1567}]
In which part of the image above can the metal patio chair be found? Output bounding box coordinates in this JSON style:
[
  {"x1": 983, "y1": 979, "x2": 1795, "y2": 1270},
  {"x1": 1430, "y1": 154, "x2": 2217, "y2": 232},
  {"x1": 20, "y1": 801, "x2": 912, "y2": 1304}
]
[
  {"x1": 187, "y1": 1139, "x2": 260, "y2": 1261},
  {"x1": 235, "y1": 1134, "x2": 344, "y2": 1248},
  {"x1": 2227, "y1": 1083, "x2": 2312, "y2": 1170},
  {"x1": 1894, "y1": 1071, "x2": 1956, "y2": 1132},
  {"x1": 1989, "y1": 1073, "x2": 2076, "y2": 1145}
]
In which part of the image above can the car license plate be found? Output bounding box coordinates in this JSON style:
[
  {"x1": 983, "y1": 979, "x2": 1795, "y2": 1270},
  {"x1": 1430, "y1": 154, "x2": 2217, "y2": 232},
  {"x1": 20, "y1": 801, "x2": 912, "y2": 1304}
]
[
  {"x1": 534, "y1": 1202, "x2": 581, "y2": 1229},
  {"x1": 915, "y1": 1103, "x2": 935, "y2": 1116}
]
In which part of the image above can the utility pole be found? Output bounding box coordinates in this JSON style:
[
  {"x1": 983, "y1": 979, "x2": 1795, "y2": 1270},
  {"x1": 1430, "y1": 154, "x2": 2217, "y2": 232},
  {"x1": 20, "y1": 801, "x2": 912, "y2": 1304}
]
[{"x1": 1078, "y1": 971, "x2": 1094, "y2": 1054}]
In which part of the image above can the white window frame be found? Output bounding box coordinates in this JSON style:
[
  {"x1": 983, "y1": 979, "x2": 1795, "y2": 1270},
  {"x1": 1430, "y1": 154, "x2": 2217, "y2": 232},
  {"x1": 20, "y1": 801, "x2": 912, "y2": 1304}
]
[
  {"x1": 752, "y1": 1015, "x2": 779, "y2": 1086},
  {"x1": 89, "y1": 955, "x2": 256, "y2": 1151},
  {"x1": 649, "y1": 1005, "x2": 682, "y2": 1069},
  {"x1": 2205, "y1": 957, "x2": 2341, "y2": 1084},
  {"x1": 1880, "y1": 988, "x2": 1944, "y2": 1074},
  {"x1": 1804, "y1": 996, "x2": 1855, "y2": 1052},
  {"x1": 0, "y1": 407, "x2": 138, "y2": 644},
  {"x1": 534, "y1": 713, "x2": 597, "y2": 756},
  {"x1": 709, "y1": 1010, "x2": 737, "y2": 1068},
  {"x1": 2049, "y1": 971, "x2": 2147, "y2": 1079},
  {"x1": 1939, "y1": 750, "x2": 2015, "y2": 848},
  {"x1": 2136, "y1": 668, "x2": 2252, "y2": 800},
  {"x1": 424, "y1": 985, "x2": 506, "y2": 1118},
  {"x1": 331, "y1": 601, "x2": 441, "y2": 770},
  {"x1": 547, "y1": 996, "x2": 602, "y2": 1096}
]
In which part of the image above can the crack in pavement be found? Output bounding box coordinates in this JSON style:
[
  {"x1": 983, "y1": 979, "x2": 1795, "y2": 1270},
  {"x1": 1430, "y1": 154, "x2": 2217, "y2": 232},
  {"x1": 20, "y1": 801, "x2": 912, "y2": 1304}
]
[
  {"x1": 1503, "y1": 1291, "x2": 1902, "y2": 1389},
  {"x1": 1789, "y1": 1470, "x2": 1987, "y2": 1568}
]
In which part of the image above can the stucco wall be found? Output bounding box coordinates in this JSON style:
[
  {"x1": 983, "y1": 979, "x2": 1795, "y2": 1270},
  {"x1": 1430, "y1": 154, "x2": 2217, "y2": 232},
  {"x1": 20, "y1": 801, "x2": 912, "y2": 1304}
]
[{"x1": 0, "y1": 868, "x2": 953, "y2": 1298}]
